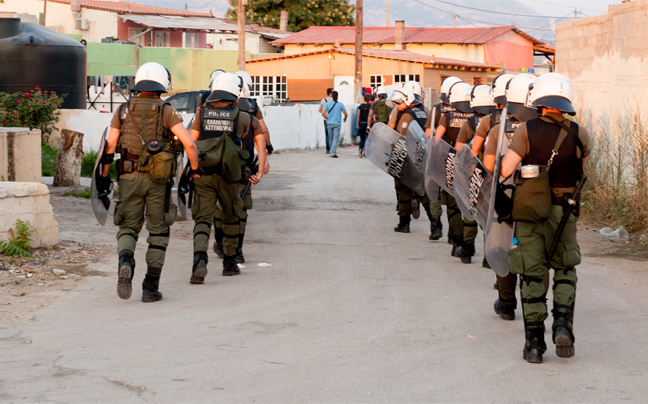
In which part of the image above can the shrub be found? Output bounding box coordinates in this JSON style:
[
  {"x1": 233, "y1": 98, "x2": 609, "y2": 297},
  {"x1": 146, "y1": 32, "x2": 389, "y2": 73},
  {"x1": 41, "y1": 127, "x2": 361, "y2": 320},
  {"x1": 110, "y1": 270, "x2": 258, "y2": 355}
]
[
  {"x1": 42, "y1": 143, "x2": 58, "y2": 177},
  {"x1": 0, "y1": 219, "x2": 35, "y2": 258},
  {"x1": 0, "y1": 87, "x2": 65, "y2": 141},
  {"x1": 81, "y1": 150, "x2": 118, "y2": 179}
]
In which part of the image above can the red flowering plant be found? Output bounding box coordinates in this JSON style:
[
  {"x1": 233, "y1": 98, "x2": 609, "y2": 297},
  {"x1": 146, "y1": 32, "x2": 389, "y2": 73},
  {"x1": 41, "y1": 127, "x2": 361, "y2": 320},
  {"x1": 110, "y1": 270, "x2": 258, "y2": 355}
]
[{"x1": 0, "y1": 86, "x2": 65, "y2": 141}]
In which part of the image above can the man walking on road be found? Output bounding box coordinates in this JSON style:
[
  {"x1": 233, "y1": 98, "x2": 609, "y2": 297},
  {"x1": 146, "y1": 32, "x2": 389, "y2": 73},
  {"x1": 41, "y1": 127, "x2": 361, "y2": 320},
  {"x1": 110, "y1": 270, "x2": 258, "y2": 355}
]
[
  {"x1": 322, "y1": 91, "x2": 347, "y2": 158},
  {"x1": 319, "y1": 88, "x2": 333, "y2": 154}
]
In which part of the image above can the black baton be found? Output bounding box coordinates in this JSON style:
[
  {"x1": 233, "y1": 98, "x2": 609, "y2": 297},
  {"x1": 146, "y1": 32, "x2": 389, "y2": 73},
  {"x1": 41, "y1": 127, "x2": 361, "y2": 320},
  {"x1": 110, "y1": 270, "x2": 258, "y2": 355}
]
[{"x1": 548, "y1": 175, "x2": 587, "y2": 258}]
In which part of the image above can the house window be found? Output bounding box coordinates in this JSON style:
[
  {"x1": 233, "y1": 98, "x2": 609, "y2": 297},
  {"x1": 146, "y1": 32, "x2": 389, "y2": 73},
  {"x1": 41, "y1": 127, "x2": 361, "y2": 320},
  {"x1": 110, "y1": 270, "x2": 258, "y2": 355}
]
[
  {"x1": 251, "y1": 75, "x2": 287, "y2": 102},
  {"x1": 370, "y1": 75, "x2": 383, "y2": 88},
  {"x1": 472, "y1": 77, "x2": 483, "y2": 85},
  {"x1": 183, "y1": 32, "x2": 198, "y2": 48},
  {"x1": 128, "y1": 28, "x2": 146, "y2": 47},
  {"x1": 154, "y1": 31, "x2": 170, "y2": 47},
  {"x1": 393, "y1": 74, "x2": 420, "y2": 84}
]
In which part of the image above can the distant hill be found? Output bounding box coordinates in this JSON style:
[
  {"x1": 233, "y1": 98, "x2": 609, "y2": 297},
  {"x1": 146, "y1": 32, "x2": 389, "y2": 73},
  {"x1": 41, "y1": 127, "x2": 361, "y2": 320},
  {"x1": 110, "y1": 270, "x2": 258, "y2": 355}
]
[{"x1": 127, "y1": 0, "x2": 556, "y2": 44}]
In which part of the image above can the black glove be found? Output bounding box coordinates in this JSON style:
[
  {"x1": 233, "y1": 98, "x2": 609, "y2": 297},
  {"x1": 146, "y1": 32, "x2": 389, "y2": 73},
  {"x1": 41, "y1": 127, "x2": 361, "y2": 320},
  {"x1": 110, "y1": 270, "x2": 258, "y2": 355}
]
[
  {"x1": 188, "y1": 166, "x2": 203, "y2": 178},
  {"x1": 266, "y1": 144, "x2": 274, "y2": 155},
  {"x1": 494, "y1": 182, "x2": 515, "y2": 224},
  {"x1": 97, "y1": 175, "x2": 113, "y2": 197}
]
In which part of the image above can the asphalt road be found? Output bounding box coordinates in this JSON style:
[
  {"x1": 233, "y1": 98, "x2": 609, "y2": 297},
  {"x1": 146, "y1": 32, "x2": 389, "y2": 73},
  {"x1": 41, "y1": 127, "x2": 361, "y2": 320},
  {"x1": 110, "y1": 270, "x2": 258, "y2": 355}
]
[{"x1": 2, "y1": 148, "x2": 648, "y2": 403}]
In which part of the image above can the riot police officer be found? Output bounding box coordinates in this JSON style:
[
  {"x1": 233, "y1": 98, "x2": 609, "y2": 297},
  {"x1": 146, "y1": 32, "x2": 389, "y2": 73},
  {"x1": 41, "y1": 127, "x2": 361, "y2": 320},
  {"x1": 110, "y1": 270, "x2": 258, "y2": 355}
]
[
  {"x1": 367, "y1": 86, "x2": 392, "y2": 129},
  {"x1": 500, "y1": 73, "x2": 589, "y2": 363},
  {"x1": 388, "y1": 87, "x2": 438, "y2": 236},
  {"x1": 428, "y1": 81, "x2": 474, "y2": 257},
  {"x1": 483, "y1": 73, "x2": 539, "y2": 320},
  {"x1": 189, "y1": 73, "x2": 260, "y2": 283},
  {"x1": 100, "y1": 62, "x2": 200, "y2": 302},
  {"x1": 212, "y1": 83, "x2": 267, "y2": 264}
]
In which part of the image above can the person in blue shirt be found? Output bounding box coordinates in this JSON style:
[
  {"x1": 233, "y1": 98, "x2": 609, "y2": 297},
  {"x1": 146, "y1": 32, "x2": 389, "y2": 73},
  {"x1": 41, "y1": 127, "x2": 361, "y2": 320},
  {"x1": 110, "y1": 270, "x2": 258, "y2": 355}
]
[{"x1": 322, "y1": 91, "x2": 348, "y2": 158}]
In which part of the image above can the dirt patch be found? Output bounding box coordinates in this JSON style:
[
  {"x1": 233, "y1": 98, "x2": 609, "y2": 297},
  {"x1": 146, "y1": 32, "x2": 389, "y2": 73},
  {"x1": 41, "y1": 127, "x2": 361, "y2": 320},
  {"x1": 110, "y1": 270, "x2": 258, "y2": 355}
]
[{"x1": 0, "y1": 241, "x2": 110, "y2": 326}]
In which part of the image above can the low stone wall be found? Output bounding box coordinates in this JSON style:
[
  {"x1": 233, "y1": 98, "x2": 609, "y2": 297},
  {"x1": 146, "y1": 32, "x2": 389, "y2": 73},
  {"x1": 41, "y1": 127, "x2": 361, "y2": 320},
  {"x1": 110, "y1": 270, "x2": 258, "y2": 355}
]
[
  {"x1": 0, "y1": 128, "x2": 42, "y2": 183},
  {"x1": 0, "y1": 183, "x2": 59, "y2": 248}
]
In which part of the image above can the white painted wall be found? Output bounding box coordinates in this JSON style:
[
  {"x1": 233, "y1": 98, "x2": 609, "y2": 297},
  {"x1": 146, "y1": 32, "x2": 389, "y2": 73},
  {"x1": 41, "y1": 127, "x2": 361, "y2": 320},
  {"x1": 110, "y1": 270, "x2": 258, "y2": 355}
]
[
  {"x1": 2, "y1": 0, "x2": 118, "y2": 42},
  {"x1": 53, "y1": 104, "x2": 359, "y2": 152}
]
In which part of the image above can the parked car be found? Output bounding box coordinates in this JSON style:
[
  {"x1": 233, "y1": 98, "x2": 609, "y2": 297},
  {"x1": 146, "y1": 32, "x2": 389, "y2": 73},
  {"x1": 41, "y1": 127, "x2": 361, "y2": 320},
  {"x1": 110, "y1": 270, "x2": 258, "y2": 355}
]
[{"x1": 165, "y1": 90, "x2": 210, "y2": 114}]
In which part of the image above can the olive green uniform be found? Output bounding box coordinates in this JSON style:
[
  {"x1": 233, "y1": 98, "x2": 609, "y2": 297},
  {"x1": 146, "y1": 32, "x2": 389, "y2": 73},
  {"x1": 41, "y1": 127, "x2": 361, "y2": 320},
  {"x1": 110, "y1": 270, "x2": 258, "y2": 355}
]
[
  {"x1": 190, "y1": 107, "x2": 250, "y2": 258},
  {"x1": 213, "y1": 115, "x2": 263, "y2": 259},
  {"x1": 110, "y1": 94, "x2": 182, "y2": 272},
  {"x1": 507, "y1": 112, "x2": 589, "y2": 360}
]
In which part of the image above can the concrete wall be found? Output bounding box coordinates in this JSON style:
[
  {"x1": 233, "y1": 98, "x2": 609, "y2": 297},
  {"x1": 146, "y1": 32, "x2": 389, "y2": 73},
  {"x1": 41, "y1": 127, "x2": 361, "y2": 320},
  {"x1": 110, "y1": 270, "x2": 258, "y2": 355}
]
[
  {"x1": 556, "y1": 0, "x2": 648, "y2": 132},
  {"x1": 0, "y1": 182, "x2": 59, "y2": 248},
  {"x1": 50, "y1": 104, "x2": 358, "y2": 152},
  {"x1": 0, "y1": 128, "x2": 42, "y2": 183}
]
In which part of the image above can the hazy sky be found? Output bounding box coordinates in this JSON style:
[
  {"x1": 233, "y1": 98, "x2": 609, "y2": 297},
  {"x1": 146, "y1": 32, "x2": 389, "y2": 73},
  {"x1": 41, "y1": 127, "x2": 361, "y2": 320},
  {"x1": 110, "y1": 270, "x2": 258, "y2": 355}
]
[{"x1": 512, "y1": 0, "x2": 614, "y2": 17}]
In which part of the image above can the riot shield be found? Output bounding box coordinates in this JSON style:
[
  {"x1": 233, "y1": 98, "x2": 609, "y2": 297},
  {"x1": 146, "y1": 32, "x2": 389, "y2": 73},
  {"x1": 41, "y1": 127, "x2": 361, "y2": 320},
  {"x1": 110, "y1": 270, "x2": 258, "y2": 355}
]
[
  {"x1": 405, "y1": 121, "x2": 428, "y2": 175},
  {"x1": 484, "y1": 107, "x2": 513, "y2": 276},
  {"x1": 176, "y1": 152, "x2": 188, "y2": 220},
  {"x1": 453, "y1": 146, "x2": 493, "y2": 229},
  {"x1": 424, "y1": 136, "x2": 474, "y2": 220},
  {"x1": 365, "y1": 123, "x2": 425, "y2": 196},
  {"x1": 90, "y1": 128, "x2": 112, "y2": 226}
]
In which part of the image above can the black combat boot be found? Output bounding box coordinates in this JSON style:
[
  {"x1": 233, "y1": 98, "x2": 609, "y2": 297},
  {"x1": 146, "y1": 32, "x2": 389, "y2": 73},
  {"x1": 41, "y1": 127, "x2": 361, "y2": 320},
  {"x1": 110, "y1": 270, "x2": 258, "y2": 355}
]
[
  {"x1": 494, "y1": 296, "x2": 517, "y2": 321},
  {"x1": 447, "y1": 229, "x2": 454, "y2": 245},
  {"x1": 142, "y1": 267, "x2": 163, "y2": 303},
  {"x1": 222, "y1": 254, "x2": 241, "y2": 276},
  {"x1": 117, "y1": 251, "x2": 135, "y2": 300},
  {"x1": 191, "y1": 251, "x2": 208, "y2": 284},
  {"x1": 411, "y1": 199, "x2": 421, "y2": 220},
  {"x1": 455, "y1": 242, "x2": 475, "y2": 264},
  {"x1": 394, "y1": 215, "x2": 411, "y2": 233},
  {"x1": 235, "y1": 234, "x2": 245, "y2": 264},
  {"x1": 450, "y1": 236, "x2": 463, "y2": 257},
  {"x1": 523, "y1": 322, "x2": 546, "y2": 364},
  {"x1": 552, "y1": 305, "x2": 575, "y2": 358},
  {"x1": 482, "y1": 257, "x2": 491, "y2": 269},
  {"x1": 429, "y1": 218, "x2": 443, "y2": 241},
  {"x1": 213, "y1": 227, "x2": 225, "y2": 259}
]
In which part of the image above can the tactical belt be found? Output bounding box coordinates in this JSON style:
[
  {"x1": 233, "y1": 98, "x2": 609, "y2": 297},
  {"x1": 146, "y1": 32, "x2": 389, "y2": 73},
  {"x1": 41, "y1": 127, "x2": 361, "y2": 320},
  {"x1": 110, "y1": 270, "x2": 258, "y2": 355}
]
[
  {"x1": 201, "y1": 166, "x2": 219, "y2": 176},
  {"x1": 116, "y1": 159, "x2": 138, "y2": 174}
]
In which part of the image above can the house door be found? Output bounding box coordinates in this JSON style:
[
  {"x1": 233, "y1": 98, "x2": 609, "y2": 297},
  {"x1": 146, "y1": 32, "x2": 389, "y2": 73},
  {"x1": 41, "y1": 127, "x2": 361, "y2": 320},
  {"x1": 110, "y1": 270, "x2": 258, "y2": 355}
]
[{"x1": 334, "y1": 75, "x2": 355, "y2": 104}]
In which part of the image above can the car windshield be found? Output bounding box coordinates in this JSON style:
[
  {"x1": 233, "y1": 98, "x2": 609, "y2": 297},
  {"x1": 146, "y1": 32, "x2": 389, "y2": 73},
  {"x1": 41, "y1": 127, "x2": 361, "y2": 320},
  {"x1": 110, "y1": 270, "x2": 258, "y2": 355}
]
[{"x1": 166, "y1": 92, "x2": 194, "y2": 112}]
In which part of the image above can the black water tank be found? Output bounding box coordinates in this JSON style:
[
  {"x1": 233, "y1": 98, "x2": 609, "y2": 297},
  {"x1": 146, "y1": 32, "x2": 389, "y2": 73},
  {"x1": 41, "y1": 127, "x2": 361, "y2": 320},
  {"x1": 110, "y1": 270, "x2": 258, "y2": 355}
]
[{"x1": 0, "y1": 18, "x2": 86, "y2": 109}]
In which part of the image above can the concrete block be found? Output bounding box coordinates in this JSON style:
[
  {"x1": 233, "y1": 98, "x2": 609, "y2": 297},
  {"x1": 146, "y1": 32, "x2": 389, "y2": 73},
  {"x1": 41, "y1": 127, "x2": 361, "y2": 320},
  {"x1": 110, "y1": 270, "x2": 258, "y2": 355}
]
[
  {"x1": 0, "y1": 182, "x2": 59, "y2": 248},
  {"x1": 0, "y1": 128, "x2": 42, "y2": 183}
]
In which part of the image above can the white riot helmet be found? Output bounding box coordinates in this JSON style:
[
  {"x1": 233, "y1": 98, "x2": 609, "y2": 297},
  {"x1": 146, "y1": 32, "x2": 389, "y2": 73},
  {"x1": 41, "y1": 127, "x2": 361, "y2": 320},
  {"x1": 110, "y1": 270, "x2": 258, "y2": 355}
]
[
  {"x1": 206, "y1": 72, "x2": 242, "y2": 102},
  {"x1": 235, "y1": 71, "x2": 253, "y2": 88},
  {"x1": 237, "y1": 83, "x2": 254, "y2": 111},
  {"x1": 132, "y1": 62, "x2": 171, "y2": 93},
  {"x1": 505, "y1": 73, "x2": 538, "y2": 122},
  {"x1": 402, "y1": 80, "x2": 422, "y2": 104},
  {"x1": 375, "y1": 86, "x2": 388, "y2": 98},
  {"x1": 208, "y1": 69, "x2": 225, "y2": 88},
  {"x1": 439, "y1": 76, "x2": 462, "y2": 104},
  {"x1": 388, "y1": 87, "x2": 416, "y2": 107},
  {"x1": 490, "y1": 73, "x2": 515, "y2": 105},
  {"x1": 527, "y1": 72, "x2": 575, "y2": 115},
  {"x1": 470, "y1": 84, "x2": 495, "y2": 115},
  {"x1": 448, "y1": 82, "x2": 473, "y2": 113}
]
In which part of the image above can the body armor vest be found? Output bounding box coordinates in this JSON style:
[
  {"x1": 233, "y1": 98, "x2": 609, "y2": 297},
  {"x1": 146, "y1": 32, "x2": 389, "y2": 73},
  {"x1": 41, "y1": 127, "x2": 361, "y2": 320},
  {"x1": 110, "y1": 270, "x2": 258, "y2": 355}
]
[
  {"x1": 443, "y1": 110, "x2": 473, "y2": 146},
  {"x1": 524, "y1": 119, "x2": 583, "y2": 188},
  {"x1": 118, "y1": 96, "x2": 170, "y2": 156},
  {"x1": 403, "y1": 105, "x2": 428, "y2": 129},
  {"x1": 490, "y1": 108, "x2": 503, "y2": 128},
  {"x1": 504, "y1": 116, "x2": 524, "y2": 141},
  {"x1": 199, "y1": 104, "x2": 241, "y2": 144},
  {"x1": 241, "y1": 112, "x2": 256, "y2": 164}
]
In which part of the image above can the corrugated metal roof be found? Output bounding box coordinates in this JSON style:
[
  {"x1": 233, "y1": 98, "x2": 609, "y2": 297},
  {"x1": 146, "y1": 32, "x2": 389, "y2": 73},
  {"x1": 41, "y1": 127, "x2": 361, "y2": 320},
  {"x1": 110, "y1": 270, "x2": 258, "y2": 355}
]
[
  {"x1": 272, "y1": 26, "x2": 543, "y2": 46},
  {"x1": 49, "y1": 0, "x2": 211, "y2": 17},
  {"x1": 247, "y1": 47, "x2": 501, "y2": 70},
  {"x1": 120, "y1": 15, "x2": 237, "y2": 31}
]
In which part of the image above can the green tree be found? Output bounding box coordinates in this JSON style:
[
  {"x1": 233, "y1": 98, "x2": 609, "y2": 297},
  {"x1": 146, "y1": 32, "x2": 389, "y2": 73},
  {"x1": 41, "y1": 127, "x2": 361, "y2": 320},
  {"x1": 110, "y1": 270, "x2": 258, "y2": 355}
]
[{"x1": 227, "y1": 0, "x2": 355, "y2": 32}]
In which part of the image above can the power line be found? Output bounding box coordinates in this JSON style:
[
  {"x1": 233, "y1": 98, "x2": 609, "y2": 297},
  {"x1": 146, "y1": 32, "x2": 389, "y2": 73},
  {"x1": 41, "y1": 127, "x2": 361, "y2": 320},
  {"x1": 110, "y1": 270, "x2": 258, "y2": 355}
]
[
  {"x1": 526, "y1": 0, "x2": 606, "y2": 14},
  {"x1": 423, "y1": 0, "x2": 574, "y2": 19}
]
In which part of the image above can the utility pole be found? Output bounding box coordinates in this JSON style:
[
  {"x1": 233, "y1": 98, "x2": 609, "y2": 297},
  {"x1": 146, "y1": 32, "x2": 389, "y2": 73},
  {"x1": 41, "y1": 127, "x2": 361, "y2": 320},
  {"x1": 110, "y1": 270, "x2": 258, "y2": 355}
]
[
  {"x1": 574, "y1": 7, "x2": 577, "y2": 20},
  {"x1": 42, "y1": 0, "x2": 48, "y2": 25},
  {"x1": 355, "y1": 0, "x2": 363, "y2": 103},
  {"x1": 386, "y1": 0, "x2": 390, "y2": 27},
  {"x1": 238, "y1": 0, "x2": 246, "y2": 71},
  {"x1": 453, "y1": 13, "x2": 456, "y2": 28}
]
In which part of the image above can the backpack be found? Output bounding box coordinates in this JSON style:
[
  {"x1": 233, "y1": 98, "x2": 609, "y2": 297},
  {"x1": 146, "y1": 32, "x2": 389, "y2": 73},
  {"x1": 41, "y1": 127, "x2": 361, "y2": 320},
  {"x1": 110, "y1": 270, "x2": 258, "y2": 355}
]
[{"x1": 375, "y1": 99, "x2": 391, "y2": 124}]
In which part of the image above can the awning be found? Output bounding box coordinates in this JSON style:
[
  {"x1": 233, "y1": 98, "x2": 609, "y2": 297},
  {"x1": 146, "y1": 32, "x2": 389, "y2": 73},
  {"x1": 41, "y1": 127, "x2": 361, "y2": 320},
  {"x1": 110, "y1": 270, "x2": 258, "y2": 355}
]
[{"x1": 120, "y1": 15, "x2": 238, "y2": 32}]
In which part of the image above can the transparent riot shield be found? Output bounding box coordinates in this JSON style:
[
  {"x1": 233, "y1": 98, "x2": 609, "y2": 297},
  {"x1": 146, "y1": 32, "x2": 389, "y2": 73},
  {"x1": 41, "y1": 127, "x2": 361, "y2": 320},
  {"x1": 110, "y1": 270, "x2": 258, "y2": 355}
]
[
  {"x1": 90, "y1": 128, "x2": 112, "y2": 226},
  {"x1": 366, "y1": 123, "x2": 425, "y2": 196},
  {"x1": 453, "y1": 146, "x2": 493, "y2": 229}
]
